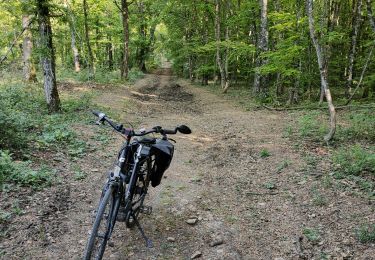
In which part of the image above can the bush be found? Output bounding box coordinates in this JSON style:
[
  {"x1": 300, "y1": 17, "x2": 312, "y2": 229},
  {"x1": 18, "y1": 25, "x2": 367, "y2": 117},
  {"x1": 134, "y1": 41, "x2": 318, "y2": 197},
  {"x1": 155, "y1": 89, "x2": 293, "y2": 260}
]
[
  {"x1": 0, "y1": 150, "x2": 54, "y2": 190},
  {"x1": 0, "y1": 84, "x2": 46, "y2": 150},
  {"x1": 128, "y1": 68, "x2": 145, "y2": 83},
  {"x1": 333, "y1": 145, "x2": 375, "y2": 176}
]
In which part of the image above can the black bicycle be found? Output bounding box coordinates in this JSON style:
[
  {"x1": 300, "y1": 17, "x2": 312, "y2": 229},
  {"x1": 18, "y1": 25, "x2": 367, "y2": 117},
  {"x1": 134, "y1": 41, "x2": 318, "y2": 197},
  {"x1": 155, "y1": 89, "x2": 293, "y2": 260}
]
[{"x1": 83, "y1": 111, "x2": 191, "y2": 260}]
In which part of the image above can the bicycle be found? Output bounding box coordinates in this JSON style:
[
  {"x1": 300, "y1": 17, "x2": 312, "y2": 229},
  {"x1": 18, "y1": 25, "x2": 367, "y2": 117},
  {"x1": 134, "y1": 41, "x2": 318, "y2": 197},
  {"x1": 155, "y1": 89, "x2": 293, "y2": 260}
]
[{"x1": 83, "y1": 111, "x2": 191, "y2": 260}]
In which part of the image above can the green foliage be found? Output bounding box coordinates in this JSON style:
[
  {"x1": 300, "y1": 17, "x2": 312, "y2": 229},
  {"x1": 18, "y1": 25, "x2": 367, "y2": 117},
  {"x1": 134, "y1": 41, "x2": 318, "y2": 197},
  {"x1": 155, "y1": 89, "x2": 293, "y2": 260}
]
[
  {"x1": 298, "y1": 111, "x2": 328, "y2": 141},
  {"x1": 356, "y1": 224, "x2": 375, "y2": 243},
  {"x1": 0, "y1": 150, "x2": 54, "y2": 190},
  {"x1": 0, "y1": 83, "x2": 46, "y2": 150},
  {"x1": 333, "y1": 145, "x2": 375, "y2": 177},
  {"x1": 260, "y1": 149, "x2": 271, "y2": 158},
  {"x1": 303, "y1": 228, "x2": 320, "y2": 243},
  {"x1": 338, "y1": 110, "x2": 375, "y2": 141}
]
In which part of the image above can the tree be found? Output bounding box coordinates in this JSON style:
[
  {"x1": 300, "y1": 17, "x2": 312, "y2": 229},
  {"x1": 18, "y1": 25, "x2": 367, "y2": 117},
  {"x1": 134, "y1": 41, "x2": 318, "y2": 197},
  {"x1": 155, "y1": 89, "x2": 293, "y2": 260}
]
[
  {"x1": 64, "y1": 0, "x2": 81, "y2": 72},
  {"x1": 253, "y1": 0, "x2": 269, "y2": 94},
  {"x1": 22, "y1": 14, "x2": 37, "y2": 82},
  {"x1": 36, "y1": 0, "x2": 61, "y2": 112},
  {"x1": 215, "y1": 0, "x2": 230, "y2": 93},
  {"x1": 83, "y1": 0, "x2": 94, "y2": 79},
  {"x1": 307, "y1": 0, "x2": 336, "y2": 142},
  {"x1": 119, "y1": 0, "x2": 130, "y2": 79},
  {"x1": 346, "y1": 0, "x2": 362, "y2": 95}
]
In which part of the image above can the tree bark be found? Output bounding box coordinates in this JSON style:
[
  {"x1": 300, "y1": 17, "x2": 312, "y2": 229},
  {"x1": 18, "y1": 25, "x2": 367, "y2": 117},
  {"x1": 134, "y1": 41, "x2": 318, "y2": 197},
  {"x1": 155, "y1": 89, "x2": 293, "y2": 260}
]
[
  {"x1": 107, "y1": 35, "x2": 113, "y2": 70},
  {"x1": 346, "y1": 0, "x2": 362, "y2": 95},
  {"x1": 253, "y1": 0, "x2": 269, "y2": 94},
  {"x1": 64, "y1": 0, "x2": 80, "y2": 72},
  {"x1": 22, "y1": 15, "x2": 37, "y2": 82},
  {"x1": 83, "y1": 0, "x2": 94, "y2": 79},
  {"x1": 307, "y1": 0, "x2": 336, "y2": 142},
  {"x1": 215, "y1": 0, "x2": 229, "y2": 92},
  {"x1": 120, "y1": 0, "x2": 130, "y2": 79},
  {"x1": 367, "y1": 0, "x2": 375, "y2": 31},
  {"x1": 37, "y1": 0, "x2": 61, "y2": 112},
  {"x1": 70, "y1": 28, "x2": 80, "y2": 72}
]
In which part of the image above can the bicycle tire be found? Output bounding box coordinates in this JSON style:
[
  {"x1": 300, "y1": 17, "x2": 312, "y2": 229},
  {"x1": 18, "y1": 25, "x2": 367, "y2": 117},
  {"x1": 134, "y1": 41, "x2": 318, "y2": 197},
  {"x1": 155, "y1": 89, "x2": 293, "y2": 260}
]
[
  {"x1": 125, "y1": 159, "x2": 150, "y2": 228},
  {"x1": 83, "y1": 184, "x2": 116, "y2": 260}
]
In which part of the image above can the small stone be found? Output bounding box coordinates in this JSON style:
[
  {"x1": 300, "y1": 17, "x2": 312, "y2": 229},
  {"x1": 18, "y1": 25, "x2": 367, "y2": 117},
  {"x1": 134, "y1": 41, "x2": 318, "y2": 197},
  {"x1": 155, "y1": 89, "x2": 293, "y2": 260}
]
[
  {"x1": 79, "y1": 240, "x2": 85, "y2": 245},
  {"x1": 209, "y1": 237, "x2": 224, "y2": 247},
  {"x1": 108, "y1": 241, "x2": 115, "y2": 247},
  {"x1": 186, "y1": 218, "x2": 198, "y2": 225},
  {"x1": 165, "y1": 227, "x2": 170, "y2": 231},
  {"x1": 91, "y1": 168, "x2": 99, "y2": 172},
  {"x1": 191, "y1": 251, "x2": 202, "y2": 259},
  {"x1": 167, "y1": 237, "x2": 175, "y2": 242}
]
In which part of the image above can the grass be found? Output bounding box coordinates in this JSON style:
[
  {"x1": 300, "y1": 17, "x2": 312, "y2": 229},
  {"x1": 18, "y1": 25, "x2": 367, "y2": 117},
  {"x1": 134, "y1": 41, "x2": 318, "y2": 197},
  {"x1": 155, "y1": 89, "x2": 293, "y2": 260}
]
[
  {"x1": 356, "y1": 224, "x2": 375, "y2": 243},
  {"x1": 260, "y1": 149, "x2": 271, "y2": 158},
  {"x1": 333, "y1": 145, "x2": 375, "y2": 177},
  {"x1": 0, "y1": 73, "x2": 94, "y2": 190},
  {"x1": 57, "y1": 67, "x2": 145, "y2": 85},
  {"x1": 303, "y1": 227, "x2": 320, "y2": 243},
  {"x1": 0, "y1": 150, "x2": 55, "y2": 190}
]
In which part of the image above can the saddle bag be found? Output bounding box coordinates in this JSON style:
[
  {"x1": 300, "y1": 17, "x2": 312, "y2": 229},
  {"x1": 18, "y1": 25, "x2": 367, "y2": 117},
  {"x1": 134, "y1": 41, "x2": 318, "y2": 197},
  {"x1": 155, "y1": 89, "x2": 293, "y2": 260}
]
[{"x1": 150, "y1": 139, "x2": 174, "y2": 187}]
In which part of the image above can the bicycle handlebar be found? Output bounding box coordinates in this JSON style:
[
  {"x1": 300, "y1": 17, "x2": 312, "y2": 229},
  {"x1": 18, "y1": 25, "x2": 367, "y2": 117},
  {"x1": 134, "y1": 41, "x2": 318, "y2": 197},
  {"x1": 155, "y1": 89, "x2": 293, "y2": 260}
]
[{"x1": 92, "y1": 111, "x2": 190, "y2": 137}]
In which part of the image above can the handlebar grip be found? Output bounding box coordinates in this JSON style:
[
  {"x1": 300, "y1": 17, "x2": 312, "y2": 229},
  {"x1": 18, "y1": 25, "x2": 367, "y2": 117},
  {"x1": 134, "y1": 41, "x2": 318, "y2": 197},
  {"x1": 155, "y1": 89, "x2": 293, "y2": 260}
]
[
  {"x1": 163, "y1": 129, "x2": 177, "y2": 135},
  {"x1": 92, "y1": 110, "x2": 101, "y2": 117}
]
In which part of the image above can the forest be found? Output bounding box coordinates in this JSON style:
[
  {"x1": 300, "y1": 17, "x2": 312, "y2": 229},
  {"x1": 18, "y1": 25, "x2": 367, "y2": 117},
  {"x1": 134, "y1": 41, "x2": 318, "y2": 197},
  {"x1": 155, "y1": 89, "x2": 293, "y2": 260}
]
[{"x1": 0, "y1": 0, "x2": 374, "y2": 259}]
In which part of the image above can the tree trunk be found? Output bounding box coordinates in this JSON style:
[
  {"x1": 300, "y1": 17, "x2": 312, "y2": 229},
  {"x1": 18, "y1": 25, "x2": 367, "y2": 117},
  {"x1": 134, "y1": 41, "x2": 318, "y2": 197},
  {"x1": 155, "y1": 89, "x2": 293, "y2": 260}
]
[
  {"x1": 307, "y1": 0, "x2": 336, "y2": 142},
  {"x1": 253, "y1": 0, "x2": 269, "y2": 94},
  {"x1": 64, "y1": 0, "x2": 80, "y2": 72},
  {"x1": 83, "y1": 0, "x2": 94, "y2": 79},
  {"x1": 215, "y1": 0, "x2": 229, "y2": 92},
  {"x1": 346, "y1": 0, "x2": 362, "y2": 95},
  {"x1": 137, "y1": 1, "x2": 147, "y2": 73},
  {"x1": 367, "y1": 0, "x2": 375, "y2": 31},
  {"x1": 22, "y1": 15, "x2": 37, "y2": 82},
  {"x1": 120, "y1": 0, "x2": 130, "y2": 79},
  {"x1": 37, "y1": 0, "x2": 60, "y2": 112},
  {"x1": 70, "y1": 28, "x2": 80, "y2": 72},
  {"x1": 107, "y1": 35, "x2": 113, "y2": 70}
]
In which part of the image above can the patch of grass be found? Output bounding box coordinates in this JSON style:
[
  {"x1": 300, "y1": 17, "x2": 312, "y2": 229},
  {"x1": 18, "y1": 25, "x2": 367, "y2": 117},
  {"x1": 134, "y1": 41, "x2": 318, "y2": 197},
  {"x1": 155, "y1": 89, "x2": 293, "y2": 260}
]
[
  {"x1": 0, "y1": 210, "x2": 11, "y2": 224},
  {"x1": 276, "y1": 159, "x2": 291, "y2": 173},
  {"x1": 356, "y1": 224, "x2": 375, "y2": 243},
  {"x1": 263, "y1": 182, "x2": 276, "y2": 190},
  {"x1": 73, "y1": 165, "x2": 87, "y2": 181},
  {"x1": 0, "y1": 150, "x2": 55, "y2": 190},
  {"x1": 312, "y1": 192, "x2": 328, "y2": 206},
  {"x1": 338, "y1": 110, "x2": 375, "y2": 141},
  {"x1": 298, "y1": 111, "x2": 328, "y2": 141},
  {"x1": 303, "y1": 228, "x2": 320, "y2": 243},
  {"x1": 260, "y1": 149, "x2": 271, "y2": 158},
  {"x1": 282, "y1": 125, "x2": 293, "y2": 138},
  {"x1": 333, "y1": 145, "x2": 375, "y2": 176}
]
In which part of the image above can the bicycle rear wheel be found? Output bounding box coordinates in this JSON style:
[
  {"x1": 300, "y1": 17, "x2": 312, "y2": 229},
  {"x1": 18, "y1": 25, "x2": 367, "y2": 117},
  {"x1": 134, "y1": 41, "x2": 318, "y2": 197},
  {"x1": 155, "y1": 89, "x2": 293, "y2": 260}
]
[{"x1": 83, "y1": 184, "x2": 117, "y2": 260}]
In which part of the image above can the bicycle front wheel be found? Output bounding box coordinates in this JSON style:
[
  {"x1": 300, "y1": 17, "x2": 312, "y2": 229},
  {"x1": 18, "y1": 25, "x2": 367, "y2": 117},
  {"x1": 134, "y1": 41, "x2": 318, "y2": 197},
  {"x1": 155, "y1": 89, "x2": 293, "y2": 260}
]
[{"x1": 83, "y1": 184, "x2": 117, "y2": 260}]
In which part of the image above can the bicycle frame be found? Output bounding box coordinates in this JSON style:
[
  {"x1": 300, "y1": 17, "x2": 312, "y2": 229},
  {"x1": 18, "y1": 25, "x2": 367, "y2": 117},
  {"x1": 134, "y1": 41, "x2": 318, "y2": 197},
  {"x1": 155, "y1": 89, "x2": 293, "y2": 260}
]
[{"x1": 105, "y1": 135, "x2": 151, "y2": 239}]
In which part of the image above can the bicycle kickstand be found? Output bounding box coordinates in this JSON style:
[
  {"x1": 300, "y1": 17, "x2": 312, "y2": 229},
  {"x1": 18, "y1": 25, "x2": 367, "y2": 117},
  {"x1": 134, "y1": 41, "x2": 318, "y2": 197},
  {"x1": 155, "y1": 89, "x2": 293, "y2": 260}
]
[{"x1": 131, "y1": 212, "x2": 153, "y2": 248}]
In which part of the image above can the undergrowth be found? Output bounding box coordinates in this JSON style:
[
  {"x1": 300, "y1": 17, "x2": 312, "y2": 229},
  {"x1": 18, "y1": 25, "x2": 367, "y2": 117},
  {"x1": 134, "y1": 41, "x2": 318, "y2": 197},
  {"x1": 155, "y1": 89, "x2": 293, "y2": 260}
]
[{"x1": 0, "y1": 81, "x2": 92, "y2": 190}]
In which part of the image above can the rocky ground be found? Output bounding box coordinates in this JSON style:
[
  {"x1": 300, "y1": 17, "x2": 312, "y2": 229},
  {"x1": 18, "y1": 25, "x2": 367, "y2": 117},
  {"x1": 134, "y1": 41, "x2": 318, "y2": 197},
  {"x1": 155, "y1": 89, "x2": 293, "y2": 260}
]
[{"x1": 1, "y1": 72, "x2": 374, "y2": 259}]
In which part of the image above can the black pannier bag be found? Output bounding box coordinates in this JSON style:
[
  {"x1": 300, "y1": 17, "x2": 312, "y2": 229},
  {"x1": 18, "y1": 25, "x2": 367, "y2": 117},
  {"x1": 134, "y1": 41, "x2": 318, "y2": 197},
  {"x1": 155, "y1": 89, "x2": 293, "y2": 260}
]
[{"x1": 150, "y1": 139, "x2": 174, "y2": 187}]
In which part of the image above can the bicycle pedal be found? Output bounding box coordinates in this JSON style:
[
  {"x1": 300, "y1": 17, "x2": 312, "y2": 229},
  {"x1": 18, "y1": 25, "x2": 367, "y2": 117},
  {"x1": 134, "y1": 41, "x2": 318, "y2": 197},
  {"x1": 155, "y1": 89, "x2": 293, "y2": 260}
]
[{"x1": 139, "y1": 206, "x2": 152, "y2": 215}]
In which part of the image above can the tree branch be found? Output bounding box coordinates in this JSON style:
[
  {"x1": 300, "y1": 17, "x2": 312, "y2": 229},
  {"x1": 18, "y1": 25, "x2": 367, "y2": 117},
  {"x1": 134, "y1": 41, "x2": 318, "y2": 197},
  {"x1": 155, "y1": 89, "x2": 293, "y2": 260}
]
[{"x1": 0, "y1": 17, "x2": 35, "y2": 65}]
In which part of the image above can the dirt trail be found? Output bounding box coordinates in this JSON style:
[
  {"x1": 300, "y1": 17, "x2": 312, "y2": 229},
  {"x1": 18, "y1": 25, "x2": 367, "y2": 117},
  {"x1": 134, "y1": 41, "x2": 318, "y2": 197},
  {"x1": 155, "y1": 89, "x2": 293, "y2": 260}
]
[{"x1": 2, "y1": 73, "x2": 374, "y2": 259}]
